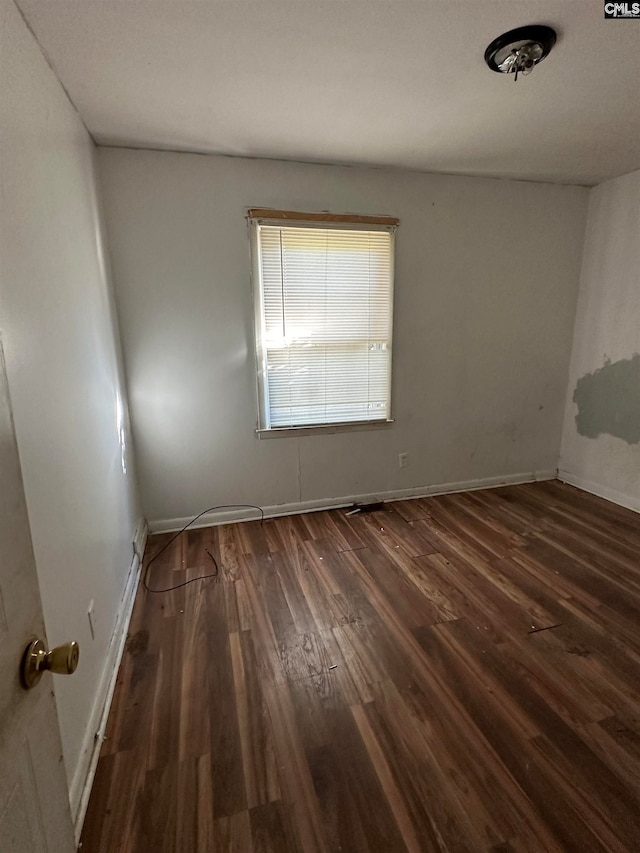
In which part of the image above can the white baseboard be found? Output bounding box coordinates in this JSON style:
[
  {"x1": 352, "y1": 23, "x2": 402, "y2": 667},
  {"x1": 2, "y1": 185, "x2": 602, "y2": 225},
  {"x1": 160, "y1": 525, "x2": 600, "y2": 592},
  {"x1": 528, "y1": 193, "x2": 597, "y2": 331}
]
[
  {"x1": 70, "y1": 518, "x2": 147, "y2": 843},
  {"x1": 149, "y1": 470, "x2": 557, "y2": 533},
  {"x1": 133, "y1": 516, "x2": 148, "y2": 561},
  {"x1": 557, "y1": 470, "x2": 640, "y2": 514}
]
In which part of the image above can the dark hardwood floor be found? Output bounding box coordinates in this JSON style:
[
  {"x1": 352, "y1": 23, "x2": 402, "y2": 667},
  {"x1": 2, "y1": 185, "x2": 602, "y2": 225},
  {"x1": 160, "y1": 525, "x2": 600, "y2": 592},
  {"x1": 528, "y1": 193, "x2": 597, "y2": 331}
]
[{"x1": 80, "y1": 481, "x2": 640, "y2": 852}]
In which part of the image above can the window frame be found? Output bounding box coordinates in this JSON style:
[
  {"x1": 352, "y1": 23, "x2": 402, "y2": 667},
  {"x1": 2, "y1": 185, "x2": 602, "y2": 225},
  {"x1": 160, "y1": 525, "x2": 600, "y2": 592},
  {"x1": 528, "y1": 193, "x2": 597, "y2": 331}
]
[{"x1": 248, "y1": 210, "x2": 397, "y2": 437}]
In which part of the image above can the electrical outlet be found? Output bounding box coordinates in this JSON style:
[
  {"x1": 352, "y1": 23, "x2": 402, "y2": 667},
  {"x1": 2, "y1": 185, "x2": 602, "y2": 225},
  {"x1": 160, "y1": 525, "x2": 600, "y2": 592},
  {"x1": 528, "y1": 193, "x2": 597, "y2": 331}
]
[
  {"x1": 88, "y1": 600, "x2": 96, "y2": 640},
  {"x1": 398, "y1": 452, "x2": 408, "y2": 469}
]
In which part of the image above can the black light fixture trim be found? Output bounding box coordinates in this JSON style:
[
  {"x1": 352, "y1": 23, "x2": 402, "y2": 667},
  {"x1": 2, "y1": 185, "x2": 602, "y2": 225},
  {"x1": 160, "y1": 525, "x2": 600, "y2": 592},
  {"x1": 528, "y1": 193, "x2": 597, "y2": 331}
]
[{"x1": 484, "y1": 25, "x2": 556, "y2": 79}]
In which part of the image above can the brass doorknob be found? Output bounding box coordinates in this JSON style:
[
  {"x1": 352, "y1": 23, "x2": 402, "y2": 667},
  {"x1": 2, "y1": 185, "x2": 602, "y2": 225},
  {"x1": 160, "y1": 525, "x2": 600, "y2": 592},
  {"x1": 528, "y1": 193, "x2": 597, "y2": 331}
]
[{"x1": 21, "y1": 638, "x2": 79, "y2": 689}]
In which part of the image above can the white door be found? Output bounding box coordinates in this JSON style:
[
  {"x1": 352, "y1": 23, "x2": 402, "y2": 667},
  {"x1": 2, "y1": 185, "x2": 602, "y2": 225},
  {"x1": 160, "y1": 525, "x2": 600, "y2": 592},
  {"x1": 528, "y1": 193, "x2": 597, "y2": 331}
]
[{"x1": 0, "y1": 337, "x2": 75, "y2": 853}]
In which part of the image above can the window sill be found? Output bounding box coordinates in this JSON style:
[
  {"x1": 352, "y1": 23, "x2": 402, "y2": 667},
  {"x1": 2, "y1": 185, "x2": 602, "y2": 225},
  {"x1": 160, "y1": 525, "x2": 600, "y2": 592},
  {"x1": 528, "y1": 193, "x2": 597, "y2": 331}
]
[{"x1": 256, "y1": 419, "x2": 394, "y2": 439}]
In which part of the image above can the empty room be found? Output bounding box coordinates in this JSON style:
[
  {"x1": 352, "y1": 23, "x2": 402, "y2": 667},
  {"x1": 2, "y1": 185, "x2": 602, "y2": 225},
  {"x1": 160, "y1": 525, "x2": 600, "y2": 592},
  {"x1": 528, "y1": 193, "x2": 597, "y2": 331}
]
[{"x1": 1, "y1": 1, "x2": 639, "y2": 851}]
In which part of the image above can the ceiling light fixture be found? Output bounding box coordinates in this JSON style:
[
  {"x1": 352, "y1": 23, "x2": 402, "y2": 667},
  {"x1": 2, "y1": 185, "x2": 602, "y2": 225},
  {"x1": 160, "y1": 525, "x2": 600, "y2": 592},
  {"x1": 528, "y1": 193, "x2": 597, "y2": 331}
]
[{"x1": 484, "y1": 25, "x2": 556, "y2": 81}]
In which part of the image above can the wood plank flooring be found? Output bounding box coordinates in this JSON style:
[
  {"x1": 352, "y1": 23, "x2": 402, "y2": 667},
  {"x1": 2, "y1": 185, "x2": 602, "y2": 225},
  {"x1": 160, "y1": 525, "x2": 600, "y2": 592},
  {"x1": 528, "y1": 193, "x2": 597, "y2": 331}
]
[{"x1": 80, "y1": 481, "x2": 640, "y2": 852}]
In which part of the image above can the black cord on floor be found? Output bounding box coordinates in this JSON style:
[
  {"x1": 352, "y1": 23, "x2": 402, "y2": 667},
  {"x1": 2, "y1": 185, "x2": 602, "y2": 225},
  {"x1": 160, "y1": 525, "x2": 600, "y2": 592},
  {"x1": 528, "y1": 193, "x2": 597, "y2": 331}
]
[{"x1": 142, "y1": 504, "x2": 264, "y2": 593}]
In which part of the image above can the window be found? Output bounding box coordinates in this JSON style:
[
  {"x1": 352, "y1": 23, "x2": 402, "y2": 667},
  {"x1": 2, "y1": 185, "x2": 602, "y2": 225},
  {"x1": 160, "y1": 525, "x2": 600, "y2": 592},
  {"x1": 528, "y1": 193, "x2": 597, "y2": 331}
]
[{"x1": 249, "y1": 209, "x2": 397, "y2": 433}]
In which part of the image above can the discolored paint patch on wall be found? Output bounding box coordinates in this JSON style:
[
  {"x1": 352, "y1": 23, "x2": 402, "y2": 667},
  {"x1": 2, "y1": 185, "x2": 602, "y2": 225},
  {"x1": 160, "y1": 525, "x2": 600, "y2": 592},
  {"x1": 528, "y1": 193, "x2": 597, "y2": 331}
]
[{"x1": 573, "y1": 353, "x2": 640, "y2": 444}]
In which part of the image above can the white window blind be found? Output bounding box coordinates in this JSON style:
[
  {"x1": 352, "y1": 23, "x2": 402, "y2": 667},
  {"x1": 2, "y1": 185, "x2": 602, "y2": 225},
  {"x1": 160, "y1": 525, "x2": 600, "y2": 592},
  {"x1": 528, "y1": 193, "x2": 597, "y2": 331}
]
[{"x1": 252, "y1": 218, "x2": 395, "y2": 430}]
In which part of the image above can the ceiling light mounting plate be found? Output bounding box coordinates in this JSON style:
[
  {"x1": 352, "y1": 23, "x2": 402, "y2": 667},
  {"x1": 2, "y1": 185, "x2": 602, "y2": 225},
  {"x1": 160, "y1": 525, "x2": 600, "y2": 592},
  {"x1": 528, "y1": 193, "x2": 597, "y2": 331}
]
[{"x1": 484, "y1": 25, "x2": 556, "y2": 81}]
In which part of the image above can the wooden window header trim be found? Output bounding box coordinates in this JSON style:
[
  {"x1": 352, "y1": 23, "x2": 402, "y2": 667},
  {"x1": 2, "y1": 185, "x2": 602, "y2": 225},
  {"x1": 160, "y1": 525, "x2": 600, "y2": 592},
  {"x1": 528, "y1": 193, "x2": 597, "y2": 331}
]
[{"x1": 247, "y1": 209, "x2": 399, "y2": 227}]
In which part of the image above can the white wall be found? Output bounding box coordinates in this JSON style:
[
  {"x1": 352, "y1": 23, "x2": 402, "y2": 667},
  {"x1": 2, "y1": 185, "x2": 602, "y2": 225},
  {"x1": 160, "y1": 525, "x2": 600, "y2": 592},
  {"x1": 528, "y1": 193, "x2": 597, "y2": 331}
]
[
  {"x1": 98, "y1": 148, "x2": 588, "y2": 528},
  {"x1": 0, "y1": 0, "x2": 142, "y2": 819},
  {"x1": 560, "y1": 170, "x2": 640, "y2": 511}
]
